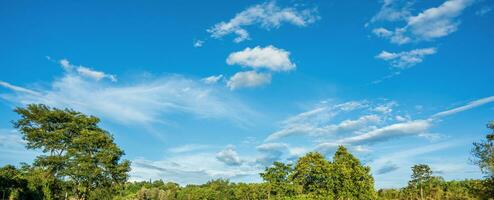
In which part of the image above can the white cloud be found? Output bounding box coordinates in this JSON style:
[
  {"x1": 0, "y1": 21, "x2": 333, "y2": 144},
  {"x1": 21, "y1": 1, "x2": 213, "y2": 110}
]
[
  {"x1": 202, "y1": 74, "x2": 223, "y2": 84},
  {"x1": 167, "y1": 144, "x2": 212, "y2": 154},
  {"x1": 335, "y1": 119, "x2": 432, "y2": 145},
  {"x1": 372, "y1": 27, "x2": 411, "y2": 45},
  {"x1": 0, "y1": 129, "x2": 38, "y2": 163},
  {"x1": 216, "y1": 145, "x2": 243, "y2": 166},
  {"x1": 265, "y1": 101, "x2": 376, "y2": 141},
  {"x1": 370, "y1": 0, "x2": 474, "y2": 44},
  {"x1": 227, "y1": 45, "x2": 295, "y2": 72},
  {"x1": 407, "y1": 0, "x2": 474, "y2": 41},
  {"x1": 227, "y1": 71, "x2": 271, "y2": 90},
  {"x1": 0, "y1": 81, "x2": 40, "y2": 96},
  {"x1": 207, "y1": 1, "x2": 318, "y2": 43},
  {"x1": 431, "y1": 96, "x2": 494, "y2": 119},
  {"x1": 0, "y1": 72, "x2": 255, "y2": 126},
  {"x1": 376, "y1": 48, "x2": 437, "y2": 68},
  {"x1": 59, "y1": 59, "x2": 117, "y2": 82},
  {"x1": 193, "y1": 39, "x2": 204, "y2": 48},
  {"x1": 131, "y1": 153, "x2": 259, "y2": 185},
  {"x1": 369, "y1": 0, "x2": 413, "y2": 23},
  {"x1": 256, "y1": 142, "x2": 308, "y2": 165}
]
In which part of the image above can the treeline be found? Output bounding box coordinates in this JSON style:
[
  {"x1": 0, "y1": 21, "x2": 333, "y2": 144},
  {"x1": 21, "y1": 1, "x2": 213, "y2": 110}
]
[
  {"x1": 113, "y1": 159, "x2": 493, "y2": 200},
  {"x1": 0, "y1": 104, "x2": 493, "y2": 200}
]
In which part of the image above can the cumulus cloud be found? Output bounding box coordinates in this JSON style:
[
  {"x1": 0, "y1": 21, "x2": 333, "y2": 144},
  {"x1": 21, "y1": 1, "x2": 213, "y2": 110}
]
[
  {"x1": 216, "y1": 145, "x2": 243, "y2": 166},
  {"x1": 0, "y1": 67, "x2": 255, "y2": 126},
  {"x1": 202, "y1": 74, "x2": 224, "y2": 84},
  {"x1": 207, "y1": 1, "x2": 318, "y2": 43},
  {"x1": 407, "y1": 0, "x2": 474, "y2": 41},
  {"x1": 59, "y1": 59, "x2": 117, "y2": 82},
  {"x1": 227, "y1": 45, "x2": 295, "y2": 72},
  {"x1": 227, "y1": 71, "x2": 271, "y2": 90},
  {"x1": 376, "y1": 48, "x2": 437, "y2": 68}
]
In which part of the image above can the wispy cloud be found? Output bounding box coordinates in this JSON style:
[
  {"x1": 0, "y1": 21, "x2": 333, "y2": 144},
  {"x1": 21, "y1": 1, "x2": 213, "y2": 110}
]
[
  {"x1": 59, "y1": 58, "x2": 117, "y2": 82},
  {"x1": 131, "y1": 153, "x2": 259, "y2": 185},
  {"x1": 0, "y1": 62, "x2": 256, "y2": 126},
  {"x1": 207, "y1": 1, "x2": 319, "y2": 43},
  {"x1": 431, "y1": 96, "x2": 494, "y2": 119},
  {"x1": 227, "y1": 71, "x2": 271, "y2": 90},
  {"x1": 0, "y1": 81, "x2": 41, "y2": 96},
  {"x1": 368, "y1": 0, "x2": 414, "y2": 24},
  {"x1": 376, "y1": 48, "x2": 437, "y2": 68},
  {"x1": 167, "y1": 144, "x2": 213, "y2": 154},
  {"x1": 193, "y1": 39, "x2": 204, "y2": 48},
  {"x1": 476, "y1": 6, "x2": 492, "y2": 16},
  {"x1": 202, "y1": 74, "x2": 224, "y2": 84},
  {"x1": 266, "y1": 96, "x2": 494, "y2": 158}
]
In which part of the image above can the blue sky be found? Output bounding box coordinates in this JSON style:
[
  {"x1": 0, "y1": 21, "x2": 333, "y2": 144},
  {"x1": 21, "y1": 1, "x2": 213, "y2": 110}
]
[{"x1": 0, "y1": 0, "x2": 493, "y2": 188}]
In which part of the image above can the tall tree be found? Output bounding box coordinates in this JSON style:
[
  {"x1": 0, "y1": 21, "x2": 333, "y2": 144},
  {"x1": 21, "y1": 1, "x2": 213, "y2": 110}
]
[
  {"x1": 13, "y1": 104, "x2": 130, "y2": 199},
  {"x1": 409, "y1": 164, "x2": 433, "y2": 200},
  {"x1": 330, "y1": 146, "x2": 376, "y2": 199},
  {"x1": 260, "y1": 161, "x2": 294, "y2": 198},
  {"x1": 290, "y1": 152, "x2": 333, "y2": 198}
]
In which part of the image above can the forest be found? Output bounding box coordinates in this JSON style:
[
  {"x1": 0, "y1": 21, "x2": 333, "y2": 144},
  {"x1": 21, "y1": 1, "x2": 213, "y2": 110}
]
[{"x1": 1, "y1": 104, "x2": 493, "y2": 200}]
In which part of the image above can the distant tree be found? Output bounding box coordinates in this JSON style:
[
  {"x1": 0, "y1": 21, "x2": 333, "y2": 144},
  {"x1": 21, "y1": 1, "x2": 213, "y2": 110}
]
[
  {"x1": 408, "y1": 164, "x2": 433, "y2": 200},
  {"x1": 260, "y1": 161, "x2": 294, "y2": 198},
  {"x1": 290, "y1": 152, "x2": 333, "y2": 198},
  {"x1": 471, "y1": 121, "x2": 494, "y2": 198},
  {"x1": 330, "y1": 146, "x2": 376, "y2": 199},
  {"x1": 13, "y1": 104, "x2": 131, "y2": 199},
  {"x1": 472, "y1": 121, "x2": 494, "y2": 175}
]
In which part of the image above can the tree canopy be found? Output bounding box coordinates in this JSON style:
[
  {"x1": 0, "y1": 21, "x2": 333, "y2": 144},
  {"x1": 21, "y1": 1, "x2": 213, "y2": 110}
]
[{"x1": 12, "y1": 104, "x2": 130, "y2": 199}]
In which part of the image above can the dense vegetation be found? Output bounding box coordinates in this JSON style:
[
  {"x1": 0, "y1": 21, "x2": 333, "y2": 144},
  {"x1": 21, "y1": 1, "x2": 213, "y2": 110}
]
[{"x1": 0, "y1": 104, "x2": 493, "y2": 199}]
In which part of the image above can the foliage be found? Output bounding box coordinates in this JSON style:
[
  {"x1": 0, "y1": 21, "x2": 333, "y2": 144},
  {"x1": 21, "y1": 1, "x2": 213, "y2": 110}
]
[
  {"x1": 11, "y1": 104, "x2": 131, "y2": 199},
  {"x1": 471, "y1": 121, "x2": 494, "y2": 198},
  {"x1": 290, "y1": 151, "x2": 333, "y2": 198},
  {"x1": 330, "y1": 146, "x2": 376, "y2": 199}
]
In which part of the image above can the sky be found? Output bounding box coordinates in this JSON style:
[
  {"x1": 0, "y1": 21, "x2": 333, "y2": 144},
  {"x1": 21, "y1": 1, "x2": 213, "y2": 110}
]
[{"x1": 0, "y1": 0, "x2": 493, "y2": 189}]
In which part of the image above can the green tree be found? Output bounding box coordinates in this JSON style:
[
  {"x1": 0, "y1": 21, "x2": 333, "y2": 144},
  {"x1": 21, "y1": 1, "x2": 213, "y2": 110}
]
[
  {"x1": 290, "y1": 152, "x2": 333, "y2": 198},
  {"x1": 260, "y1": 161, "x2": 294, "y2": 198},
  {"x1": 471, "y1": 121, "x2": 494, "y2": 198},
  {"x1": 13, "y1": 104, "x2": 131, "y2": 199},
  {"x1": 408, "y1": 164, "x2": 433, "y2": 200},
  {"x1": 472, "y1": 121, "x2": 494, "y2": 175},
  {"x1": 330, "y1": 146, "x2": 376, "y2": 199}
]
